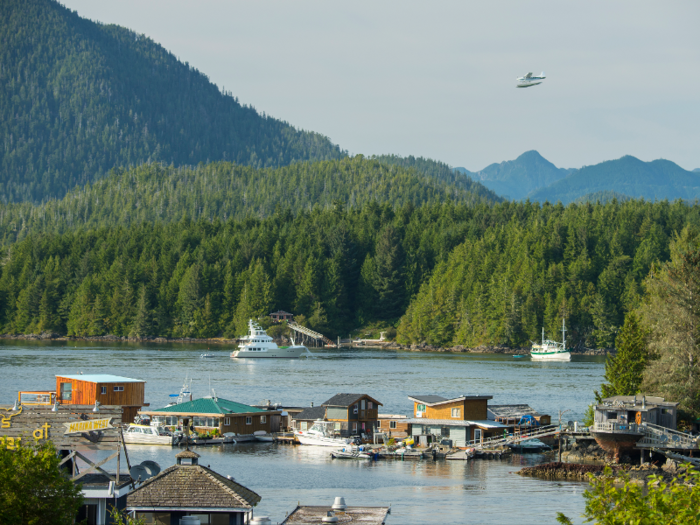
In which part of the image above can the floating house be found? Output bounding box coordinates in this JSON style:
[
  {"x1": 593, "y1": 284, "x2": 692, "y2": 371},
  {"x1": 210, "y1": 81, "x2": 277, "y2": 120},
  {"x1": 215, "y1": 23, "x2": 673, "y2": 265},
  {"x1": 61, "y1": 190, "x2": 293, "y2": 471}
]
[
  {"x1": 18, "y1": 374, "x2": 149, "y2": 423},
  {"x1": 404, "y1": 395, "x2": 507, "y2": 447},
  {"x1": 127, "y1": 450, "x2": 261, "y2": 525},
  {"x1": 140, "y1": 396, "x2": 282, "y2": 438},
  {"x1": 488, "y1": 404, "x2": 552, "y2": 427},
  {"x1": 281, "y1": 497, "x2": 390, "y2": 524},
  {"x1": 291, "y1": 394, "x2": 382, "y2": 437}
]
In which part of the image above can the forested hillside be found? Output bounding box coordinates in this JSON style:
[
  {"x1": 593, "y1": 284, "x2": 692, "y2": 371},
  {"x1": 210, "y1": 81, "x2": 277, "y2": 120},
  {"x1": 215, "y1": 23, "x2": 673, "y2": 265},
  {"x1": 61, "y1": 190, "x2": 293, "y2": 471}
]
[
  {"x1": 526, "y1": 156, "x2": 700, "y2": 204},
  {"x1": 0, "y1": 0, "x2": 344, "y2": 203},
  {"x1": 0, "y1": 157, "x2": 498, "y2": 245},
  {"x1": 397, "y1": 199, "x2": 700, "y2": 349},
  {"x1": 1, "y1": 199, "x2": 698, "y2": 347}
]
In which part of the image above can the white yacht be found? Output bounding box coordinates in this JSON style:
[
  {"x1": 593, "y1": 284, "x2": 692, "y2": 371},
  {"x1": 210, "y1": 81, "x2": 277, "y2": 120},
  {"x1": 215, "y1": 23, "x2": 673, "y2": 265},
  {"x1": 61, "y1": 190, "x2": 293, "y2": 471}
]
[
  {"x1": 295, "y1": 420, "x2": 356, "y2": 447},
  {"x1": 531, "y1": 318, "x2": 571, "y2": 361},
  {"x1": 122, "y1": 424, "x2": 180, "y2": 445},
  {"x1": 231, "y1": 319, "x2": 309, "y2": 359}
]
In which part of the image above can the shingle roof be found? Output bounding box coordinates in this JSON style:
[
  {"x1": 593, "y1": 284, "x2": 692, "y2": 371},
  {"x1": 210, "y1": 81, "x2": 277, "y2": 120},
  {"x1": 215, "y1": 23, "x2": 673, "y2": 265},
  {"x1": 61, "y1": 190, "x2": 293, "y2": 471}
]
[
  {"x1": 175, "y1": 450, "x2": 200, "y2": 459},
  {"x1": 321, "y1": 394, "x2": 382, "y2": 407},
  {"x1": 409, "y1": 394, "x2": 492, "y2": 406},
  {"x1": 282, "y1": 505, "x2": 391, "y2": 524},
  {"x1": 127, "y1": 464, "x2": 261, "y2": 509},
  {"x1": 150, "y1": 397, "x2": 265, "y2": 415},
  {"x1": 294, "y1": 406, "x2": 327, "y2": 421}
]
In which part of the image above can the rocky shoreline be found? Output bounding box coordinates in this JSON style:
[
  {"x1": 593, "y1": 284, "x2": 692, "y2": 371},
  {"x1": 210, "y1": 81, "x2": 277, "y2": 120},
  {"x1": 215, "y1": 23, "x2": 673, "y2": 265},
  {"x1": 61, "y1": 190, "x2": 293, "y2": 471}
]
[{"x1": 0, "y1": 332, "x2": 613, "y2": 355}]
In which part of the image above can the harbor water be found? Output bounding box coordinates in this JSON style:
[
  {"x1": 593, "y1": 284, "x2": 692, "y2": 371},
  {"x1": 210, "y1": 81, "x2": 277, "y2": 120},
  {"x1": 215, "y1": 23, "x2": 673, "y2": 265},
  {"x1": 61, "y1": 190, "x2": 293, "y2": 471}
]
[{"x1": 1, "y1": 341, "x2": 605, "y2": 524}]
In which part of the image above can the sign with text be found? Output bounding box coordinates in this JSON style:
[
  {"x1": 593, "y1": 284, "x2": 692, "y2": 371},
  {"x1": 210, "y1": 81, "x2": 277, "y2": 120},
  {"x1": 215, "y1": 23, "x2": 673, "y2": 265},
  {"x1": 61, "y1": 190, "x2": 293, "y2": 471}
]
[{"x1": 0, "y1": 405, "x2": 121, "y2": 450}]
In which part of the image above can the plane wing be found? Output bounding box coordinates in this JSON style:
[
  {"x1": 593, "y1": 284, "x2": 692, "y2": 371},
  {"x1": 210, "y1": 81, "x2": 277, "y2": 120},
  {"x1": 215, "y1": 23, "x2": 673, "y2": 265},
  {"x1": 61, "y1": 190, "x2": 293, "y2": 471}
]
[{"x1": 525, "y1": 72, "x2": 533, "y2": 78}]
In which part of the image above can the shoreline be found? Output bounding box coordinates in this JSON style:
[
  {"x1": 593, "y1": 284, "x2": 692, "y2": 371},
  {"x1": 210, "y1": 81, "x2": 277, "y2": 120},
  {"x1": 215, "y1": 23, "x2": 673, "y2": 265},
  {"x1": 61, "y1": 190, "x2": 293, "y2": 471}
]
[{"x1": 0, "y1": 332, "x2": 613, "y2": 355}]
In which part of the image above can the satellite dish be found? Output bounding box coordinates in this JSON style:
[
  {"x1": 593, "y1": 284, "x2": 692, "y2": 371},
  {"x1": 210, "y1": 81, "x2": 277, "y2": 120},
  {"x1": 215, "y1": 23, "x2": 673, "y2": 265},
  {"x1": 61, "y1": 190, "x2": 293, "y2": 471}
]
[
  {"x1": 141, "y1": 460, "x2": 161, "y2": 477},
  {"x1": 129, "y1": 464, "x2": 149, "y2": 482}
]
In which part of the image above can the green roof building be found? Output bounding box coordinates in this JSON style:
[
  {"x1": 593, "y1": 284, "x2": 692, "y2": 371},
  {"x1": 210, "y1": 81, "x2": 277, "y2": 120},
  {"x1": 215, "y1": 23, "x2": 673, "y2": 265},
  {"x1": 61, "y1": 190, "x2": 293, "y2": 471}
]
[{"x1": 140, "y1": 397, "x2": 281, "y2": 438}]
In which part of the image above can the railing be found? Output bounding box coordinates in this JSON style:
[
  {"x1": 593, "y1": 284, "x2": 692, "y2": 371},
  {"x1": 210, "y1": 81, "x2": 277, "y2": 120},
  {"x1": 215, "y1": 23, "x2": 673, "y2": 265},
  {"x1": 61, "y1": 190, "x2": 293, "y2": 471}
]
[
  {"x1": 288, "y1": 322, "x2": 337, "y2": 347},
  {"x1": 637, "y1": 423, "x2": 698, "y2": 450},
  {"x1": 593, "y1": 421, "x2": 642, "y2": 434},
  {"x1": 465, "y1": 424, "x2": 561, "y2": 450}
]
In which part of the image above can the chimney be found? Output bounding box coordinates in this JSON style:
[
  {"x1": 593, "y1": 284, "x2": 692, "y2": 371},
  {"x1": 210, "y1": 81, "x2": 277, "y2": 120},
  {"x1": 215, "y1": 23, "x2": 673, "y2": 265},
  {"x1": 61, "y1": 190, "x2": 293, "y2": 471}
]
[
  {"x1": 642, "y1": 395, "x2": 646, "y2": 409},
  {"x1": 310, "y1": 401, "x2": 314, "y2": 407}
]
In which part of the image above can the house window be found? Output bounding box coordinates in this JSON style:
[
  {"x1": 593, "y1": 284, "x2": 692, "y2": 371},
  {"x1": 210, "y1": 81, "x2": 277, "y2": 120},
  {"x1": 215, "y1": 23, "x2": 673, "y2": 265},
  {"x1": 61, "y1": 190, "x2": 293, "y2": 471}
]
[
  {"x1": 300, "y1": 422, "x2": 308, "y2": 431},
  {"x1": 417, "y1": 404, "x2": 426, "y2": 412},
  {"x1": 368, "y1": 401, "x2": 373, "y2": 409},
  {"x1": 260, "y1": 415, "x2": 266, "y2": 424},
  {"x1": 353, "y1": 404, "x2": 358, "y2": 414},
  {"x1": 224, "y1": 417, "x2": 230, "y2": 425},
  {"x1": 377, "y1": 420, "x2": 381, "y2": 428},
  {"x1": 352, "y1": 422, "x2": 357, "y2": 432},
  {"x1": 101, "y1": 387, "x2": 106, "y2": 395},
  {"x1": 246, "y1": 417, "x2": 252, "y2": 425},
  {"x1": 390, "y1": 421, "x2": 397, "y2": 429},
  {"x1": 60, "y1": 382, "x2": 72, "y2": 401},
  {"x1": 113, "y1": 386, "x2": 124, "y2": 392},
  {"x1": 334, "y1": 422, "x2": 341, "y2": 430},
  {"x1": 451, "y1": 408, "x2": 461, "y2": 418}
]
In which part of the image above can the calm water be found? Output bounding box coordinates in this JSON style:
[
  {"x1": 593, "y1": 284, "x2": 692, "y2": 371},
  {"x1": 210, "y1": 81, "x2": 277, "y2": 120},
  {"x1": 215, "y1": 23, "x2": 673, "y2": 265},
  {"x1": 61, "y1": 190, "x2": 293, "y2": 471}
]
[{"x1": 1, "y1": 341, "x2": 605, "y2": 524}]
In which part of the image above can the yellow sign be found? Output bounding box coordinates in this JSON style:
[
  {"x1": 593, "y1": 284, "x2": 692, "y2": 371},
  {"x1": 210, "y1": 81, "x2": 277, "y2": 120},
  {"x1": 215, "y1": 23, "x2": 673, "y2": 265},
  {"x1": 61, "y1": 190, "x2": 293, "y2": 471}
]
[{"x1": 63, "y1": 418, "x2": 114, "y2": 435}]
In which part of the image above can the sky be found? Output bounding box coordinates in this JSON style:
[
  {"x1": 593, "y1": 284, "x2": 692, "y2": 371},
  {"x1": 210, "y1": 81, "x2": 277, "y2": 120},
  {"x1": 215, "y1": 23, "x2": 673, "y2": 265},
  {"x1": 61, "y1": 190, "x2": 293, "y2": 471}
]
[{"x1": 62, "y1": 1, "x2": 700, "y2": 171}]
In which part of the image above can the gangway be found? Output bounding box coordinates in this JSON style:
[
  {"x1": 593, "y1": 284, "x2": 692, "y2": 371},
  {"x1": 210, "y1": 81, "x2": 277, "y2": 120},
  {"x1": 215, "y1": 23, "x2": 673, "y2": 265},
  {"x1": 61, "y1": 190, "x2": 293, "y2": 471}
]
[
  {"x1": 636, "y1": 423, "x2": 699, "y2": 450},
  {"x1": 287, "y1": 322, "x2": 336, "y2": 348},
  {"x1": 466, "y1": 424, "x2": 561, "y2": 450}
]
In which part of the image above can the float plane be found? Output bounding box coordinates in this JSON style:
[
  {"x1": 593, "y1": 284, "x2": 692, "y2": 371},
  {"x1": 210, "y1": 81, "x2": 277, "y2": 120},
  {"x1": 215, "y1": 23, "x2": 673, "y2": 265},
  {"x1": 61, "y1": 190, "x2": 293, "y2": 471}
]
[{"x1": 517, "y1": 72, "x2": 546, "y2": 88}]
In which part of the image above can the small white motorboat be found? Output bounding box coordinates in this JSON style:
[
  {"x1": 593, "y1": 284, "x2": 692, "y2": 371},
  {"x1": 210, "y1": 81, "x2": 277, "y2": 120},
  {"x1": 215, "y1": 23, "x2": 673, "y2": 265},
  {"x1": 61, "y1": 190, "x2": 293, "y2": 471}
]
[
  {"x1": 331, "y1": 446, "x2": 375, "y2": 459},
  {"x1": 122, "y1": 424, "x2": 180, "y2": 446},
  {"x1": 295, "y1": 420, "x2": 356, "y2": 447},
  {"x1": 253, "y1": 430, "x2": 274, "y2": 442},
  {"x1": 200, "y1": 353, "x2": 215, "y2": 358}
]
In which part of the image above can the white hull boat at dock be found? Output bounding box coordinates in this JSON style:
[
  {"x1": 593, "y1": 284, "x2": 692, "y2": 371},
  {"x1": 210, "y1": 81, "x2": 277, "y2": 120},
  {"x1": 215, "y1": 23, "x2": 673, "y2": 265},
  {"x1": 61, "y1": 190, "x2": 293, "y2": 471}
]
[
  {"x1": 231, "y1": 319, "x2": 309, "y2": 358},
  {"x1": 295, "y1": 420, "x2": 356, "y2": 447},
  {"x1": 122, "y1": 424, "x2": 181, "y2": 446}
]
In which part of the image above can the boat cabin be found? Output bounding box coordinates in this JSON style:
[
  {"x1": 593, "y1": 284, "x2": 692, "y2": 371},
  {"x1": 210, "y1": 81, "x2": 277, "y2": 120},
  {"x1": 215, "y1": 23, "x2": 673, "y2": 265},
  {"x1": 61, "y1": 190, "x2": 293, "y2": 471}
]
[
  {"x1": 140, "y1": 396, "x2": 281, "y2": 437},
  {"x1": 594, "y1": 395, "x2": 679, "y2": 431},
  {"x1": 56, "y1": 374, "x2": 148, "y2": 423},
  {"x1": 127, "y1": 450, "x2": 260, "y2": 525}
]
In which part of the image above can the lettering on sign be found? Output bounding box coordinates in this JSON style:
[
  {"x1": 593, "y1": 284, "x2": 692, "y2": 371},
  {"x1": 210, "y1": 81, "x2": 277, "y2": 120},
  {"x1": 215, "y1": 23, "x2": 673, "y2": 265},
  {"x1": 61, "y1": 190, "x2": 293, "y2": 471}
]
[
  {"x1": 63, "y1": 418, "x2": 114, "y2": 435},
  {"x1": 1, "y1": 406, "x2": 23, "y2": 428}
]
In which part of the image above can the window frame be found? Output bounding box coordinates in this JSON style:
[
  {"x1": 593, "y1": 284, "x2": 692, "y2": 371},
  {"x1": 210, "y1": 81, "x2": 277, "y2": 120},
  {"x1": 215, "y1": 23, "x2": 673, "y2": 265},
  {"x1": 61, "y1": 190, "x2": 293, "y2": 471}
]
[
  {"x1": 390, "y1": 421, "x2": 397, "y2": 429},
  {"x1": 113, "y1": 386, "x2": 124, "y2": 392},
  {"x1": 260, "y1": 415, "x2": 266, "y2": 424},
  {"x1": 245, "y1": 416, "x2": 252, "y2": 425},
  {"x1": 101, "y1": 386, "x2": 107, "y2": 395},
  {"x1": 451, "y1": 408, "x2": 461, "y2": 418},
  {"x1": 224, "y1": 417, "x2": 230, "y2": 426}
]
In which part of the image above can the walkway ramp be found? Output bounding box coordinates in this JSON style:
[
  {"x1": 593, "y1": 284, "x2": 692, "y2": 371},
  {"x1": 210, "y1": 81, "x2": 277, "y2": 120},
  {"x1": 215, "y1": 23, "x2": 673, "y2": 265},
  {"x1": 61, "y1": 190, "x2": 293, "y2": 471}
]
[
  {"x1": 467, "y1": 424, "x2": 561, "y2": 451},
  {"x1": 287, "y1": 322, "x2": 336, "y2": 347},
  {"x1": 637, "y1": 423, "x2": 699, "y2": 450}
]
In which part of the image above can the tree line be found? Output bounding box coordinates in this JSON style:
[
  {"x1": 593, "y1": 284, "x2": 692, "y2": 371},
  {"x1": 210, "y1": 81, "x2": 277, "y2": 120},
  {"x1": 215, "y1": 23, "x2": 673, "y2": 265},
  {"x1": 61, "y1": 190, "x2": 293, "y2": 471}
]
[{"x1": 1, "y1": 198, "x2": 698, "y2": 347}]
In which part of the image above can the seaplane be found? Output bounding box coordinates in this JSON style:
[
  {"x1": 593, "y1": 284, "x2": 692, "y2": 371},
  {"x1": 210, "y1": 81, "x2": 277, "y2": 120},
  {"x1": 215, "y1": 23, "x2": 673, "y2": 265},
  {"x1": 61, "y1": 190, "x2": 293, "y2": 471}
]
[{"x1": 516, "y1": 72, "x2": 546, "y2": 88}]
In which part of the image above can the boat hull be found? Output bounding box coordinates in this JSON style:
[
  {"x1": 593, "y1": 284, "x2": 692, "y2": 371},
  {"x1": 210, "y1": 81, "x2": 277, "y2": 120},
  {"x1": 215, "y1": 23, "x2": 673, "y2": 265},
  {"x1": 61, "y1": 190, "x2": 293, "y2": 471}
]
[
  {"x1": 531, "y1": 351, "x2": 571, "y2": 361},
  {"x1": 231, "y1": 345, "x2": 308, "y2": 358},
  {"x1": 591, "y1": 431, "x2": 644, "y2": 461},
  {"x1": 122, "y1": 434, "x2": 177, "y2": 446},
  {"x1": 296, "y1": 433, "x2": 352, "y2": 447}
]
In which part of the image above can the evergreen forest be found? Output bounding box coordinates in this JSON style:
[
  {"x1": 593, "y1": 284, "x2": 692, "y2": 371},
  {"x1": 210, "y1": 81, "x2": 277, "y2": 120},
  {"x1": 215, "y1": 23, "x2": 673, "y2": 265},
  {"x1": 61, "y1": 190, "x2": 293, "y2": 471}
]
[
  {"x1": 0, "y1": 0, "x2": 344, "y2": 203},
  {"x1": 1, "y1": 198, "x2": 698, "y2": 349}
]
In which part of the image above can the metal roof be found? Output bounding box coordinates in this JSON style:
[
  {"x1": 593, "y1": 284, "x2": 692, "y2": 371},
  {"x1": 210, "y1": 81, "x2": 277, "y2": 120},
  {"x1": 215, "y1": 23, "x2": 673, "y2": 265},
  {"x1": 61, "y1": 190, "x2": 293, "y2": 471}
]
[
  {"x1": 321, "y1": 394, "x2": 383, "y2": 407},
  {"x1": 282, "y1": 505, "x2": 390, "y2": 524},
  {"x1": 57, "y1": 374, "x2": 144, "y2": 383},
  {"x1": 488, "y1": 404, "x2": 543, "y2": 419},
  {"x1": 408, "y1": 394, "x2": 493, "y2": 406},
  {"x1": 405, "y1": 418, "x2": 508, "y2": 429},
  {"x1": 149, "y1": 397, "x2": 266, "y2": 415}
]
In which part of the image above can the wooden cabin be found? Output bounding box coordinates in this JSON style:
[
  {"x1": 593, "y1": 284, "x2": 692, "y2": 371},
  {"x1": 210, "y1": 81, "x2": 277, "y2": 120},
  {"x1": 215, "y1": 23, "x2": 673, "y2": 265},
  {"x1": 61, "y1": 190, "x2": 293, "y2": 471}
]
[
  {"x1": 322, "y1": 394, "x2": 382, "y2": 437},
  {"x1": 270, "y1": 310, "x2": 294, "y2": 323},
  {"x1": 410, "y1": 394, "x2": 491, "y2": 421},
  {"x1": 376, "y1": 414, "x2": 409, "y2": 438},
  {"x1": 56, "y1": 374, "x2": 147, "y2": 423},
  {"x1": 141, "y1": 397, "x2": 281, "y2": 437}
]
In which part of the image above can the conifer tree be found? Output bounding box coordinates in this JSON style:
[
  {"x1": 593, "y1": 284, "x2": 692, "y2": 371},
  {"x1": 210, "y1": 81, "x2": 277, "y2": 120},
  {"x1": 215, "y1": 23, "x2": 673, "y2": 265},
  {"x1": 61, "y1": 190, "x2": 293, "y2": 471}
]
[{"x1": 598, "y1": 312, "x2": 649, "y2": 400}]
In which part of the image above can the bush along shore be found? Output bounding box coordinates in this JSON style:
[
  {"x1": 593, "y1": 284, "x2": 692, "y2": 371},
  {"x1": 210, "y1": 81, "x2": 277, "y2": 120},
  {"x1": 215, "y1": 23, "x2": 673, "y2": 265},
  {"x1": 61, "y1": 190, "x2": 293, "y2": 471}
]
[{"x1": 0, "y1": 332, "x2": 612, "y2": 354}]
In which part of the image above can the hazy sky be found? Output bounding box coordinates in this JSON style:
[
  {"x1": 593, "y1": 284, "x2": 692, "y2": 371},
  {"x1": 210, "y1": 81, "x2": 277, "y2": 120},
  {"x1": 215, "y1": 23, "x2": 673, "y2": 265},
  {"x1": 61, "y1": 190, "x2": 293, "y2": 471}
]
[{"x1": 62, "y1": 1, "x2": 700, "y2": 171}]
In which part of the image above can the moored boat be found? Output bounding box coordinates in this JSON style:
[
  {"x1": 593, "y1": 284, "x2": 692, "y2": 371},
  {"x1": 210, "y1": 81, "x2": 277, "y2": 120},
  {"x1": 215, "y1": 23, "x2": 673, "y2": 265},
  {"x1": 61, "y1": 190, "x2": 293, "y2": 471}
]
[
  {"x1": 295, "y1": 420, "x2": 356, "y2": 447},
  {"x1": 530, "y1": 319, "x2": 571, "y2": 361},
  {"x1": 231, "y1": 320, "x2": 309, "y2": 358},
  {"x1": 122, "y1": 424, "x2": 180, "y2": 446}
]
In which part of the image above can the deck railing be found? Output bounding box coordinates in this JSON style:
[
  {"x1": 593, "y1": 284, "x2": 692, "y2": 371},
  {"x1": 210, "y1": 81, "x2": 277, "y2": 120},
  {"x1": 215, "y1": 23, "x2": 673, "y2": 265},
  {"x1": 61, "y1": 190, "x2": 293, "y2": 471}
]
[{"x1": 593, "y1": 421, "x2": 641, "y2": 434}]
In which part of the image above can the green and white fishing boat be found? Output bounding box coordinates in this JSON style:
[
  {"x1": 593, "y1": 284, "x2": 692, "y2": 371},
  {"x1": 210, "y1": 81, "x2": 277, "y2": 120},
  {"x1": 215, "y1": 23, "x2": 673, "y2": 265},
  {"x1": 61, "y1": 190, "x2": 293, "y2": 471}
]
[{"x1": 530, "y1": 319, "x2": 571, "y2": 361}]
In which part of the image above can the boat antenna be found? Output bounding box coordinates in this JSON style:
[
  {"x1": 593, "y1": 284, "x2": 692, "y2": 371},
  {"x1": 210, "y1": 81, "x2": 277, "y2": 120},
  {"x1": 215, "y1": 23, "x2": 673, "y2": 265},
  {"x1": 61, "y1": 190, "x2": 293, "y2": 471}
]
[
  {"x1": 562, "y1": 317, "x2": 567, "y2": 349},
  {"x1": 541, "y1": 326, "x2": 544, "y2": 345}
]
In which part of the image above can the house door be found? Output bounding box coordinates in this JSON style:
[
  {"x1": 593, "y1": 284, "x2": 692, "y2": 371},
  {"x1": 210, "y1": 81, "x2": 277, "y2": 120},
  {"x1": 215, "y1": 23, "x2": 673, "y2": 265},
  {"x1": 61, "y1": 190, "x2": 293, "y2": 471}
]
[
  {"x1": 270, "y1": 415, "x2": 281, "y2": 432},
  {"x1": 473, "y1": 429, "x2": 482, "y2": 443}
]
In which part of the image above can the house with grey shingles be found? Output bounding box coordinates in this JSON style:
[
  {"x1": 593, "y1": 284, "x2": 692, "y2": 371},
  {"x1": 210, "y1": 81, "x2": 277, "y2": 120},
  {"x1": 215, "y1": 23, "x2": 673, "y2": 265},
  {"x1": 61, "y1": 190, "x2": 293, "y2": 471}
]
[
  {"x1": 139, "y1": 396, "x2": 282, "y2": 437},
  {"x1": 127, "y1": 449, "x2": 260, "y2": 525},
  {"x1": 291, "y1": 394, "x2": 382, "y2": 437}
]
